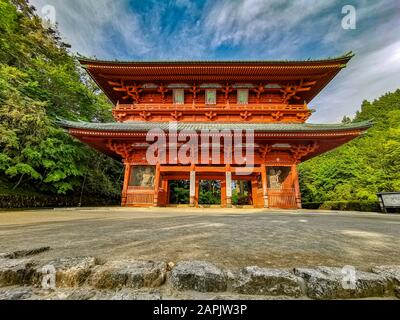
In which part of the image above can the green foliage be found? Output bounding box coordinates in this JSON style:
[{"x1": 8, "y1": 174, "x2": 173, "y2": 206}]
[
  {"x1": 0, "y1": 193, "x2": 119, "y2": 209},
  {"x1": 199, "y1": 190, "x2": 221, "y2": 205},
  {"x1": 302, "y1": 201, "x2": 381, "y2": 212},
  {"x1": 341, "y1": 115, "x2": 352, "y2": 124},
  {"x1": 0, "y1": 0, "x2": 122, "y2": 198},
  {"x1": 232, "y1": 181, "x2": 251, "y2": 205},
  {"x1": 169, "y1": 180, "x2": 190, "y2": 204},
  {"x1": 171, "y1": 187, "x2": 190, "y2": 204},
  {"x1": 299, "y1": 89, "x2": 400, "y2": 205},
  {"x1": 168, "y1": 180, "x2": 222, "y2": 205},
  {"x1": 1, "y1": 0, "x2": 399, "y2": 208},
  {"x1": 199, "y1": 180, "x2": 221, "y2": 205}
]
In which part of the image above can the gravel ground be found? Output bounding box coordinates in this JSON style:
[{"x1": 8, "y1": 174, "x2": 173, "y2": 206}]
[{"x1": 0, "y1": 207, "x2": 399, "y2": 270}]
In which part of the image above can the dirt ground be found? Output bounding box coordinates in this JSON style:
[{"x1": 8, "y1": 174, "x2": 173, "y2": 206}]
[{"x1": 0, "y1": 207, "x2": 399, "y2": 270}]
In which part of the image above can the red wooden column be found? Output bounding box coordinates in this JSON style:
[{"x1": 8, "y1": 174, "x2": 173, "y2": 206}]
[
  {"x1": 260, "y1": 164, "x2": 268, "y2": 208},
  {"x1": 195, "y1": 176, "x2": 200, "y2": 207},
  {"x1": 251, "y1": 177, "x2": 258, "y2": 207},
  {"x1": 189, "y1": 164, "x2": 196, "y2": 207},
  {"x1": 221, "y1": 180, "x2": 227, "y2": 208},
  {"x1": 153, "y1": 163, "x2": 161, "y2": 206},
  {"x1": 166, "y1": 179, "x2": 171, "y2": 206},
  {"x1": 291, "y1": 164, "x2": 302, "y2": 209},
  {"x1": 121, "y1": 162, "x2": 131, "y2": 207},
  {"x1": 225, "y1": 164, "x2": 232, "y2": 208},
  {"x1": 161, "y1": 178, "x2": 169, "y2": 207}
]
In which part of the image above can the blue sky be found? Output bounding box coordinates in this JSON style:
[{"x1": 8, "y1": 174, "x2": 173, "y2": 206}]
[{"x1": 30, "y1": 0, "x2": 400, "y2": 123}]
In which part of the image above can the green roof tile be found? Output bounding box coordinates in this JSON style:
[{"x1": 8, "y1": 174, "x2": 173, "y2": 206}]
[
  {"x1": 57, "y1": 119, "x2": 372, "y2": 133},
  {"x1": 78, "y1": 52, "x2": 354, "y2": 66}
]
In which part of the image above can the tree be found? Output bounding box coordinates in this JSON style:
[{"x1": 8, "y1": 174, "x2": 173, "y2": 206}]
[
  {"x1": 299, "y1": 89, "x2": 400, "y2": 204},
  {"x1": 0, "y1": 0, "x2": 121, "y2": 198}
]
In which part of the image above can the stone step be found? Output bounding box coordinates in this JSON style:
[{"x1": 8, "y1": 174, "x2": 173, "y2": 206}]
[{"x1": 1, "y1": 256, "x2": 399, "y2": 299}]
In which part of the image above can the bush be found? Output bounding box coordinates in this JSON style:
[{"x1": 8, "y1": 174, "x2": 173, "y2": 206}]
[
  {"x1": 302, "y1": 200, "x2": 381, "y2": 212},
  {"x1": 301, "y1": 202, "x2": 322, "y2": 210},
  {"x1": 0, "y1": 194, "x2": 120, "y2": 209}
]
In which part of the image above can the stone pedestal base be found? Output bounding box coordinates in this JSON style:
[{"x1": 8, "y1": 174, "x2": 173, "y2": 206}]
[
  {"x1": 189, "y1": 196, "x2": 195, "y2": 207},
  {"x1": 296, "y1": 198, "x2": 302, "y2": 209},
  {"x1": 263, "y1": 195, "x2": 269, "y2": 208},
  {"x1": 226, "y1": 197, "x2": 232, "y2": 208},
  {"x1": 121, "y1": 193, "x2": 127, "y2": 207}
]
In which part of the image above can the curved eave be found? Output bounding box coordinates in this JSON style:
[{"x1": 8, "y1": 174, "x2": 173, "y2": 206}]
[
  {"x1": 78, "y1": 52, "x2": 354, "y2": 67},
  {"x1": 57, "y1": 119, "x2": 372, "y2": 134},
  {"x1": 58, "y1": 118, "x2": 371, "y2": 161},
  {"x1": 79, "y1": 53, "x2": 354, "y2": 104}
]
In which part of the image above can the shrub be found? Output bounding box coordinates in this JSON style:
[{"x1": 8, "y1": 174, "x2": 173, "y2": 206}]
[
  {"x1": 0, "y1": 194, "x2": 120, "y2": 209},
  {"x1": 302, "y1": 200, "x2": 381, "y2": 212}
]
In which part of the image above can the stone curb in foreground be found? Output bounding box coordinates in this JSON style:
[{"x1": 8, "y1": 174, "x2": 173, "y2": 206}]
[{"x1": 0, "y1": 257, "x2": 399, "y2": 299}]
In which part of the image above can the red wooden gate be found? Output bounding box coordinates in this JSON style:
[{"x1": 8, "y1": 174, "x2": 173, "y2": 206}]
[
  {"x1": 126, "y1": 186, "x2": 154, "y2": 206},
  {"x1": 268, "y1": 188, "x2": 297, "y2": 208}
]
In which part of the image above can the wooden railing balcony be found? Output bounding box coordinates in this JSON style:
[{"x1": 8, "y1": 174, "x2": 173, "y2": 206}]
[
  {"x1": 115, "y1": 103, "x2": 309, "y2": 112},
  {"x1": 112, "y1": 102, "x2": 313, "y2": 123}
]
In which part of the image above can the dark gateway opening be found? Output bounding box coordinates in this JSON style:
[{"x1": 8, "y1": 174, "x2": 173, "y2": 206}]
[
  {"x1": 198, "y1": 180, "x2": 221, "y2": 206},
  {"x1": 168, "y1": 180, "x2": 190, "y2": 205},
  {"x1": 232, "y1": 180, "x2": 253, "y2": 206}
]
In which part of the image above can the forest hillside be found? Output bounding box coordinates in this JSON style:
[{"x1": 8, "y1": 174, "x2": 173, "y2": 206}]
[
  {"x1": 299, "y1": 89, "x2": 400, "y2": 210},
  {"x1": 0, "y1": 0, "x2": 399, "y2": 210},
  {"x1": 0, "y1": 0, "x2": 122, "y2": 206}
]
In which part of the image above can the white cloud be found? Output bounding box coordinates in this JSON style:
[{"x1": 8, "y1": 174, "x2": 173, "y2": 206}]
[
  {"x1": 310, "y1": 39, "x2": 400, "y2": 123},
  {"x1": 310, "y1": 10, "x2": 400, "y2": 123},
  {"x1": 202, "y1": 0, "x2": 333, "y2": 55},
  {"x1": 29, "y1": 0, "x2": 400, "y2": 122},
  {"x1": 30, "y1": 0, "x2": 150, "y2": 58},
  {"x1": 202, "y1": 0, "x2": 400, "y2": 122}
]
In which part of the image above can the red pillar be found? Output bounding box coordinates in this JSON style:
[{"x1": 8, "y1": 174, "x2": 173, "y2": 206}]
[
  {"x1": 153, "y1": 163, "x2": 161, "y2": 206},
  {"x1": 189, "y1": 164, "x2": 196, "y2": 207},
  {"x1": 121, "y1": 162, "x2": 131, "y2": 206},
  {"x1": 261, "y1": 164, "x2": 268, "y2": 208},
  {"x1": 292, "y1": 165, "x2": 302, "y2": 209},
  {"x1": 161, "y1": 178, "x2": 169, "y2": 207},
  {"x1": 225, "y1": 164, "x2": 232, "y2": 208}
]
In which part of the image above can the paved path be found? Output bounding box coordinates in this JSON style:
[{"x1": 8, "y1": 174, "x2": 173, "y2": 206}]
[{"x1": 0, "y1": 207, "x2": 399, "y2": 269}]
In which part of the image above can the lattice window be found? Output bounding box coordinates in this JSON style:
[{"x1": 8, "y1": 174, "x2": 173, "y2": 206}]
[
  {"x1": 267, "y1": 167, "x2": 291, "y2": 190},
  {"x1": 173, "y1": 89, "x2": 185, "y2": 105},
  {"x1": 129, "y1": 166, "x2": 155, "y2": 188},
  {"x1": 237, "y1": 89, "x2": 249, "y2": 105},
  {"x1": 205, "y1": 89, "x2": 217, "y2": 105}
]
